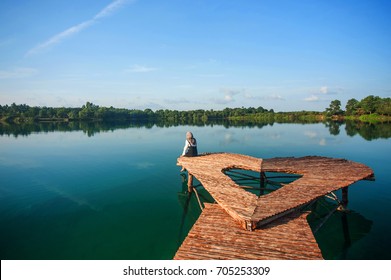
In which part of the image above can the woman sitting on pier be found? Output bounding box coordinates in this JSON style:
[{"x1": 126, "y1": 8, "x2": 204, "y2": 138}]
[
  {"x1": 180, "y1": 131, "x2": 198, "y2": 172},
  {"x1": 181, "y1": 131, "x2": 198, "y2": 157}
]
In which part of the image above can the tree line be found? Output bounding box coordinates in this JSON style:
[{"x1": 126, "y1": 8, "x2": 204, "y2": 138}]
[
  {"x1": 225, "y1": 95, "x2": 391, "y2": 122},
  {"x1": 1, "y1": 95, "x2": 390, "y2": 123},
  {"x1": 325, "y1": 95, "x2": 391, "y2": 118},
  {"x1": 0, "y1": 102, "x2": 273, "y2": 123}
]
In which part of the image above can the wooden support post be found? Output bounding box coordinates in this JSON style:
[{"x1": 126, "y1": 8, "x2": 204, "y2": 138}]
[
  {"x1": 342, "y1": 187, "x2": 349, "y2": 208},
  {"x1": 260, "y1": 172, "x2": 266, "y2": 195},
  {"x1": 188, "y1": 173, "x2": 194, "y2": 193},
  {"x1": 193, "y1": 187, "x2": 204, "y2": 211}
]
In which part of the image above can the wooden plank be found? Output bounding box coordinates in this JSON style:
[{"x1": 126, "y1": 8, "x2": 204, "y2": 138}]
[{"x1": 174, "y1": 204, "x2": 323, "y2": 260}]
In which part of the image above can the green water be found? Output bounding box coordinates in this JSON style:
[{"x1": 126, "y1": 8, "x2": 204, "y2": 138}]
[{"x1": 0, "y1": 121, "x2": 390, "y2": 259}]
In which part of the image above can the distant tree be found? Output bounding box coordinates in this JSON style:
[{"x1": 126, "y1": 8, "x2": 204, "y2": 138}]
[
  {"x1": 56, "y1": 107, "x2": 68, "y2": 118},
  {"x1": 377, "y1": 98, "x2": 391, "y2": 116},
  {"x1": 345, "y1": 98, "x2": 359, "y2": 115},
  {"x1": 68, "y1": 110, "x2": 79, "y2": 120},
  {"x1": 144, "y1": 108, "x2": 154, "y2": 117},
  {"x1": 359, "y1": 95, "x2": 381, "y2": 114},
  {"x1": 79, "y1": 102, "x2": 98, "y2": 119},
  {"x1": 38, "y1": 107, "x2": 48, "y2": 118},
  {"x1": 325, "y1": 100, "x2": 343, "y2": 116}
]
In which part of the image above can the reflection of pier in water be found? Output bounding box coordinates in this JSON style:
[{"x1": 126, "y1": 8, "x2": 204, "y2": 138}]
[
  {"x1": 176, "y1": 176, "x2": 214, "y2": 247},
  {"x1": 308, "y1": 197, "x2": 373, "y2": 259},
  {"x1": 174, "y1": 153, "x2": 374, "y2": 260}
]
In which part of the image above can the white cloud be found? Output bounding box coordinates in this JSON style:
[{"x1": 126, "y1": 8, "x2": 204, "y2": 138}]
[
  {"x1": 27, "y1": 21, "x2": 94, "y2": 56},
  {"x1": 267, "y1": 94, "x2": 284, "y2": 100},
  {"x1": 210, "y1": 88, "x2": 286, "y2": 105},
  {"x1": 211, "y1": 88, "x2": 243, "y2": 104},
  {"x1": 94, "y1": 0, "x2": 132, "y2": 20},
  {"x1": 26, "y1": 0, "x2": 133, "y2": 56},
  {"x1": 304, "y1": 85, "x2": 344, "y2": 103},
  {"x1": 315, "y1": 85, "x2": 342, "y2": 95},
  {"x1": 223, "y1": 94, "x2": 234, "y2": 102},
  {"x1": 125, "y1": 64, "x2": 158, "y2": 73},
  {"x1": 304, "y1": 95, "x2": 320, "y2": 102},
  {"x1": 320, "y1": 86, "x2": 328, "y2": 94},
  {"x1": 222, "y1": 88, "x2": 242, "y2": 100},
  {"x1": 0, "y1": 67, "x2": 38, "y2": 79}
]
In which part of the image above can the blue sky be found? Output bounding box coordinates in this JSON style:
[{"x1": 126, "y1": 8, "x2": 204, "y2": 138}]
[{"x1": 0, "y1": 0, "x2": 390, "y2": 111}]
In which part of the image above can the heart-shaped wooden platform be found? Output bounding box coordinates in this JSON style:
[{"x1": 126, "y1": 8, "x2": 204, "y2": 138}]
[{"x1": 177, "y1": 153, "x2": 374, "y2": 230}]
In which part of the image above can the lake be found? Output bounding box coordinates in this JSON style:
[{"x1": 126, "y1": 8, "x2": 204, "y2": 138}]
[{"x1": 0, "y1": 120, "x2": 390, "y2": 260}]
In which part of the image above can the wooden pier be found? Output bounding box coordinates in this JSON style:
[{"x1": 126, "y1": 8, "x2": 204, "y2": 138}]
[
  {"x1": 175, "y1": 153, "x2": 374, "y2": 260},
  {"x1": 174, "y1": 204, "x2": 323, "y2": 260}
]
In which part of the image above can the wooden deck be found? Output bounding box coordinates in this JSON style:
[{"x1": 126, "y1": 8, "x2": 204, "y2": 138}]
[
  {"x1": 177, "y1": 153, "x2": 374, "y2": 229},
  {"x1": 178, "y1": 153, "x2": 261, "y2": 229},
  {"x1": 175, "y1": 152, "x2": 373, "y2": 260},
  {"x1": 174, "y1": 203, "x2": 323, "y2": 260}
]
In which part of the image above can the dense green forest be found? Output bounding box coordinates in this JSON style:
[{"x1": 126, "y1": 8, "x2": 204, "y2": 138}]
[
  {"x1": 1, "y1": 115, "x2": 390, "y2": 141},
  {"x1": 1, "y1": 95, "x2": 390, "y2": 123}
]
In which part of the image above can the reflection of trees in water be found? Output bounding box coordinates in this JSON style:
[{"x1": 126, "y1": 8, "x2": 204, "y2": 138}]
[
  {"x1": 0, "y1": 120, "x2": 155, "y2": 138},
  {"x1": 1, "y1": 120, "x2": 391, "y2": 140},
  {"x1": 323, "y1": 119, "x2": 391, "y2": 140},
  {"x1": 345, "y1": 120, "x2": 391, "y2": 140},
  {"x1": 324, "y1": 120, "x2": 343, "y2": 136}
]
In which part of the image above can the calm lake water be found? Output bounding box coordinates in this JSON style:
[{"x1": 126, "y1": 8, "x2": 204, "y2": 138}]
[{"x1": 0, "y1": 121, "x2": 390, "y2": 260}]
